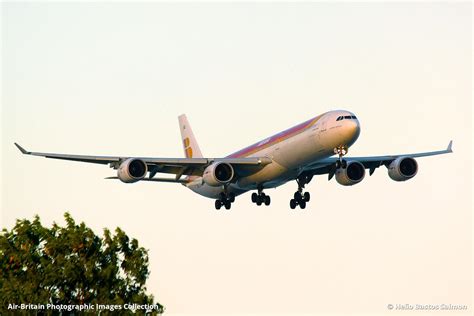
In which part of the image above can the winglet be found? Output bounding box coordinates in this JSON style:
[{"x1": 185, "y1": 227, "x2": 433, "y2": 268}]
[
  {"x1": 14, "y1": 143, "x2": 31, "y2": 154},
  {"x1": 447, "y1": 140, "x2": 453, "y2": 153}
]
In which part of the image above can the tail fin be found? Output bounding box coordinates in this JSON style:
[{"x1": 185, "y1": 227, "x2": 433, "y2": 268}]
[{"x1": 178, "y1": 114, "x2": 203, "y2": 158}]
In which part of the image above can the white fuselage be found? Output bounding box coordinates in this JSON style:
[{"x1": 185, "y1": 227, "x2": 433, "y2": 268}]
[{"x1": 186, "y1": 110, "x2": 361, "y2": 199}]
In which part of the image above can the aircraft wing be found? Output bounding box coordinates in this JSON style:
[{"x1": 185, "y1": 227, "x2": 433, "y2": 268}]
[
  {"x1": 303, "y1": 141, "x2": 453, "y2": 178},
  {"x1": 14, "y1": 143, "x2": 272, "y2": 179}
]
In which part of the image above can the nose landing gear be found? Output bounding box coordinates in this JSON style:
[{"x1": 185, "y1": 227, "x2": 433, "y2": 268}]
[
  {"x1": 290, "y1": 173, "x2": 312, "y2": 209},
  {"x1": 251, "y1": 185, "x2": 271, "y2": 206},
  {"x1": 334, "y1": 145, "x2": 348, "y2": 169}
]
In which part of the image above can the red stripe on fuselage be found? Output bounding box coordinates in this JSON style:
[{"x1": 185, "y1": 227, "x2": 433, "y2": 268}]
[{"x1": 227, "y1": 114, "x2": 324, "y2": 158}]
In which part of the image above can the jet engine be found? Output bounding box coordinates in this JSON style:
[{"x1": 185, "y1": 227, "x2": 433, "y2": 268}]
[
  {"x1": 202, "y1": 162, "x2": 234, "y2": 187},
  {"x1": 117, "y1": 158, "x2": 148, "y2": 183},
  {"x1": 388, "y1": 157, "x2": 418, "y2": 181},
  {"x1": 335, "y1": 161, "x2": 366, "y2": 186}
]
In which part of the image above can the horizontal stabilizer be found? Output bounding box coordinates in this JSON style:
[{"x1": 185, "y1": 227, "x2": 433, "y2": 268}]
[{"x1": 105, "y1": 176, "x2": 188, "y2": 184}]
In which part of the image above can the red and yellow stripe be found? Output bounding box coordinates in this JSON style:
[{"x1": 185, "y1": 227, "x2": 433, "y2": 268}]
[{"x1": 227, "y1": 114, "x2": 323, "y2": 158}]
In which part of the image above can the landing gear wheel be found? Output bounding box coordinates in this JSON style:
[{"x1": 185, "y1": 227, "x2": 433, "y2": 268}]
[
  {"x1": 299, "y1": 200, "x2": 306, "y2": 209},
  {"x1": 264, "y1": 195, "x2": 271, "y2": 206},
  {"x1": 294, "y1": 191, "x2": 302, "y2": 201},
  {"x1": 251, "y1": 186, "x2": 271, "y2": 207},
  {"x1": 216, "y1": 189, "x2": 235, "y2": 210},
  {"x1": 290, "y1": 199, "x2": 297, "y2": 209},
  {"x1": 290, "y1": 172, "x2": 313, "y2": 210},
  {"x1": 304, "y1": 192, "x2": 310, "y2": 202}
]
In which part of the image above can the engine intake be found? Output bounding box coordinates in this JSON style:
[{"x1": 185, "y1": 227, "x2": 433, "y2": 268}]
[
  {"x1": 203, "y1": 162, "x2": 234, "y2": 187},
  {"x1": 388, "y1": 157, "x2": 418, "y2": 181},
  {"x1": 335, "y1": 161, "x2": 365, "y2": 186},
  {"x1": 117, "y1": 158, "x2": 148, "y2": 183}
]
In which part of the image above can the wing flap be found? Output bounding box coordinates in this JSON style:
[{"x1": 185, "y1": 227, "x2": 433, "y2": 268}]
[
  {"x1": 303, "y1": 141, "x2": 453, "y2": 178},
  {"x1": 15, "y1": 143, "x2": 120, "y2": 164},
  {"x1": 14, "y1": 143, "x2": 272, "y2": 178}
]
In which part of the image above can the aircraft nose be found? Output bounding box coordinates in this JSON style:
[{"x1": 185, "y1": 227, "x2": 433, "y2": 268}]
[{"x1": 345, "y1": 119, "x2": 360, "y2": 144}]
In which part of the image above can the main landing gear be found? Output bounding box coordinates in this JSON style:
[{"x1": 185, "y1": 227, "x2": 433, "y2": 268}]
[
  {"x1": 290, "y1": 174, "x2": 312, "y2": 209},
  {"x1": 334, "y1": 145, "x2": 348, "y2": 169},
  {"x1": 251, "y1": 186, "x2": 271, "y2": 206},
  {"x1": 215, "y1": 191, "x2": 235, "y2": 210}
]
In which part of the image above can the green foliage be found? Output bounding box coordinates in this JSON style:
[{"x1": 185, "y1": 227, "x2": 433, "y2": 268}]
[{"x1": 0, "y1": 213, "x2": 163, "y2": 314}]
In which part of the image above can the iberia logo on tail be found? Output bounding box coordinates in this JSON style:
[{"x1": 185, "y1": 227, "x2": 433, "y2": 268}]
[
  {"x1": 178, "y1": 114, "x2": 203, "y2": 159},
  {"x1": 183, "y1": 137, "x2": 193, "y2": 158}
]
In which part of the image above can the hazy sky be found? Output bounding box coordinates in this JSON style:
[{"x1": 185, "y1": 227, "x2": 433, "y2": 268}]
[{"x1": 1, "y1": 2, "x2": 472, "y2": 315}]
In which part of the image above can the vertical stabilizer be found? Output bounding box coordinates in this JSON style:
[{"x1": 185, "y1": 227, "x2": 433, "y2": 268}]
[{"x1": 178, "y1": 114, "x2": 203, "y2": 158}]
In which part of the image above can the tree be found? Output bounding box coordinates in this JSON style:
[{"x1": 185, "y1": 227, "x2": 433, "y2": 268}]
[{"x1": 0, "y1": 213, "x2": 163, "y2": 314}]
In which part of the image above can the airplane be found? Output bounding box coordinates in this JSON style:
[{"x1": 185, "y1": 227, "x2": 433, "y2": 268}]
[{"x1": 14, "y1": 110, "x2": 453, "y2": 210}]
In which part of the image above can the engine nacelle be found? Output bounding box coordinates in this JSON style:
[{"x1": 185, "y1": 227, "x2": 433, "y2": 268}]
[
  {"x1": 335, "y1": 161, "x2": 366, "y2": 186},
  {"x1": 388, "y1": 157, "x2": 418, "y2": 181},
  {"x1": 202, "y1": 162, "x2": 234, "y2": 187},
  {"x1": 117, "y1": 158, "x2": 148, "y2": 183}
]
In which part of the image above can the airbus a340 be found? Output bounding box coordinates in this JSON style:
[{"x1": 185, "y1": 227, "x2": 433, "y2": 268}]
[{"x1": 15, "y1": 110, "x2": 452, "y2": 210}]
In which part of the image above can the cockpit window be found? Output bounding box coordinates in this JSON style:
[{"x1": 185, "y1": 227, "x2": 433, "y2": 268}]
[{"x1": 337, "y1": 115, "x2": 357, "y2": 121}]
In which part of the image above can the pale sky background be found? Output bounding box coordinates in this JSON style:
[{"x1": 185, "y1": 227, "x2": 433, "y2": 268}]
[{"x1": 1, "y1": 2, "x2": 472, "y2": 315}]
